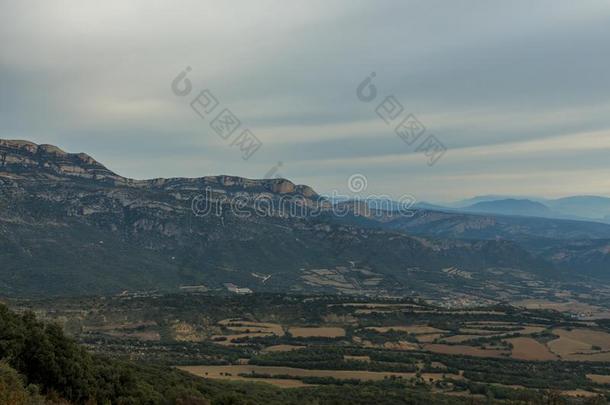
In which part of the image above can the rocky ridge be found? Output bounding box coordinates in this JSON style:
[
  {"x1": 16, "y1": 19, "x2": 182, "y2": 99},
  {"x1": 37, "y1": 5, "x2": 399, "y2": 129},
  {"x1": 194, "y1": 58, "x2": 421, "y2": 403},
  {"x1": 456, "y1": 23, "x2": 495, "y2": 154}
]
[{"x1": 0, "y1": 139, "x2": 317, "y2": 199}]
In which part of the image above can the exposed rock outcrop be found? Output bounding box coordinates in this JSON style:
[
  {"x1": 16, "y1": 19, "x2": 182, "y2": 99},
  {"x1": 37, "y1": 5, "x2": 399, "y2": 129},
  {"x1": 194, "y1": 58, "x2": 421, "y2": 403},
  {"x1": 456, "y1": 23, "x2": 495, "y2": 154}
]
[{"x1": 0, "y1": 139, "x2": 319, "y2": 200}]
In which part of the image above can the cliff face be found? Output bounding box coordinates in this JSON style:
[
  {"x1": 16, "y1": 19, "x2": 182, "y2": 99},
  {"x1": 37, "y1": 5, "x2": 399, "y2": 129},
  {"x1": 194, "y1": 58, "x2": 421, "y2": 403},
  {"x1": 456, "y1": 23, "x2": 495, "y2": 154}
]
[
  {"x1": 0, "y1": 139, "x2": 328, "y2": 229},
  {"x1": 0, "y1": 139, "x2": 318, "y2": 197},
  {"x1": 0, "y1": 138, "x2": 331, "y2": 260},
  {"x1": 0, "y1": 139, "x2": 122, "y2": 182}
]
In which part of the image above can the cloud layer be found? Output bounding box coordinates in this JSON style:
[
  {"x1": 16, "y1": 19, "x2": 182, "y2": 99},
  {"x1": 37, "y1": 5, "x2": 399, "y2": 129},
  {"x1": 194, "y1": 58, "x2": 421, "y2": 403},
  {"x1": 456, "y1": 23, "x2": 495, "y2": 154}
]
[{"x1": 1, "y1": 0, "x2": 610, "y2": 201}]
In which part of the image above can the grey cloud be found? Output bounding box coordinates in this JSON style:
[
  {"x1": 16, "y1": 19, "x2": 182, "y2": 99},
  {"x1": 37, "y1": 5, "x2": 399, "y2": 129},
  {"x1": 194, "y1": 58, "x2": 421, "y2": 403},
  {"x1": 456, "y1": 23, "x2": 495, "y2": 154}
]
[{"x1": 1, "y1": 0, "x2": 609, "y2": 200}]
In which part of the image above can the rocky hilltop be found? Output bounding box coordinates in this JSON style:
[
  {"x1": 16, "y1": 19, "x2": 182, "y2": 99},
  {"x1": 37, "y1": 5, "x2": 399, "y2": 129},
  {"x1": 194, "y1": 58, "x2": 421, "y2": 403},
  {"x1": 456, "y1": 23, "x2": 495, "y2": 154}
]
[
  {"x1": 0, "y1": 139, "x2": 121, "y2": 181},
  {"x1": 0, "y1": 139, "x2": 317, "y2": 197}
]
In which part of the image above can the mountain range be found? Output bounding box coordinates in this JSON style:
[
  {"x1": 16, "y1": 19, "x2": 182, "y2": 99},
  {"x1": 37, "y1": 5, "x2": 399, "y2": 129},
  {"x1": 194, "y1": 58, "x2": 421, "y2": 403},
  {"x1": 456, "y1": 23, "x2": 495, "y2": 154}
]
[
  {"x1": 1, "y1": 139, "x2": 610, "y2": 298},
  {"x1": 433, "y1": 195, "x2": 610, "y2": 222}
]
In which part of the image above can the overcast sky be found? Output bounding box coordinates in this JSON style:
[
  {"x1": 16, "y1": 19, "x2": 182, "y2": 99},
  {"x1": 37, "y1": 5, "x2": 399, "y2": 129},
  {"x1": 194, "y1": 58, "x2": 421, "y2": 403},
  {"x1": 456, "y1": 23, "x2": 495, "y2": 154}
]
[{"x1": 1, "y1": 0, "x2": 610, "y2": 202}]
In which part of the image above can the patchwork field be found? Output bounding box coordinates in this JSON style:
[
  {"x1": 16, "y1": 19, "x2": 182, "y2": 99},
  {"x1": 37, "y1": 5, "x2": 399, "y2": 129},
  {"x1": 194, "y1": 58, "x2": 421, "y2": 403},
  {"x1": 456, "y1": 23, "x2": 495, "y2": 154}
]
[
  {"x1": 547, "y1": 328, "x2": 610, "y2": 360},
  {"x1": 211, "y1": 332, "x2": 275, "y2": 345},
  {"x1": 505, "y1": 337, "x2": 558, "y2": 361},
  {"x1": 416, "y1": 333, "x2": 444, "y2": 343},
  {"x1": 563, "y1": 352, "x2": 610, "y2": 362},
  {"x1": 344, "y1": 355, "x2": 371, "y2": 362},
  {"x1": 423, "y1": 343, "x2": 509, "y2": 358},
  {"x1": 368, "y1": 325, "x2": 446, "y2": 334},
  {"x1": 442, "y1": 334, "x2": 485, "y2": 343},
  {"x1": 587, "y1": 374, "x2": 610, "y2": 384},
  {"x1": 512, "y1": 299, "x2": 610, "y2": 319},
  {"x1": 19, "y1": 293, "x2": 610, "y2": 400},
  {"x1": 288, "y1": 326, "x2": 346, "y2": 337},
  {"x1": 381, "y1": 341, "x2": 420, "y2": 350},
  {"x1": 219, "y1": 319, "x2": 285, "y2": 336},
  {"x1": 261, "y1": 345, "x2": 305, "y2": 353},
  {"x1": 177, "y1": 365, "x2": 461, "y2": 388}
]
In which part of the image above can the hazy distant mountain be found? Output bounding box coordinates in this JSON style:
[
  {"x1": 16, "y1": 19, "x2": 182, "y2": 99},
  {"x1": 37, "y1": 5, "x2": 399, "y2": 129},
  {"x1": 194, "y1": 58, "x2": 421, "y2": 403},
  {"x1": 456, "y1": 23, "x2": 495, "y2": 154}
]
[
  {"x1": 546, "y1": 196, "x2": 610, "y2": 221},
  {"x1": 463, "y1": 199, "x2": 554, "y2": 218},
  {"x1": 441, "y1": 195, "x2": 610, "y2": 224},
  {"x1": 413, "y1": 201, "x2": 452, "y2": 211},
  {"x1": 450, "y1": 195, "x2": 532, "y2": 208},
  {"x1": 382, "y1": 208, "x2": 610, "y2": 279},
  {"x1": 385, "y1": 208, "x2": 610, "y2": 242},
  {"x1": 342, "y1": 195, "x2": 610, "y2": 224}
]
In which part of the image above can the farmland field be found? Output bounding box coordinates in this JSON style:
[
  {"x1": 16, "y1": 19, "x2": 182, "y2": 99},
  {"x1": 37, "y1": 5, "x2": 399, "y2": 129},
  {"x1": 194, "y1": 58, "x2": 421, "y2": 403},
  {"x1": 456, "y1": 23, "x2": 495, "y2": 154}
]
[
  {"x1": 177, "y1": 364, "x2": 460, "y2": 387},
  {"x1": 548, "y1": 328, "x2": 610, "y2": 360},
  {"x1": 423, "y1": 343, "x2": 508, "y2": 358},
  {"x1": 505, "y1": 337, "x2": 558, "y2": 361},
  {"x1": 288, "y1": 326, "x2": 346, "y2": 337}
]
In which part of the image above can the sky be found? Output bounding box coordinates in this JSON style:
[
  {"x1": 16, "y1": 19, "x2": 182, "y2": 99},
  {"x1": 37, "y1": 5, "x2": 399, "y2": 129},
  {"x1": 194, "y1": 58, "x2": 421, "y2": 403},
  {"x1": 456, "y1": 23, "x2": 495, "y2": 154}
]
[{"x1": 1, "y1": 0, "x2": 610, "y2": 202}]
